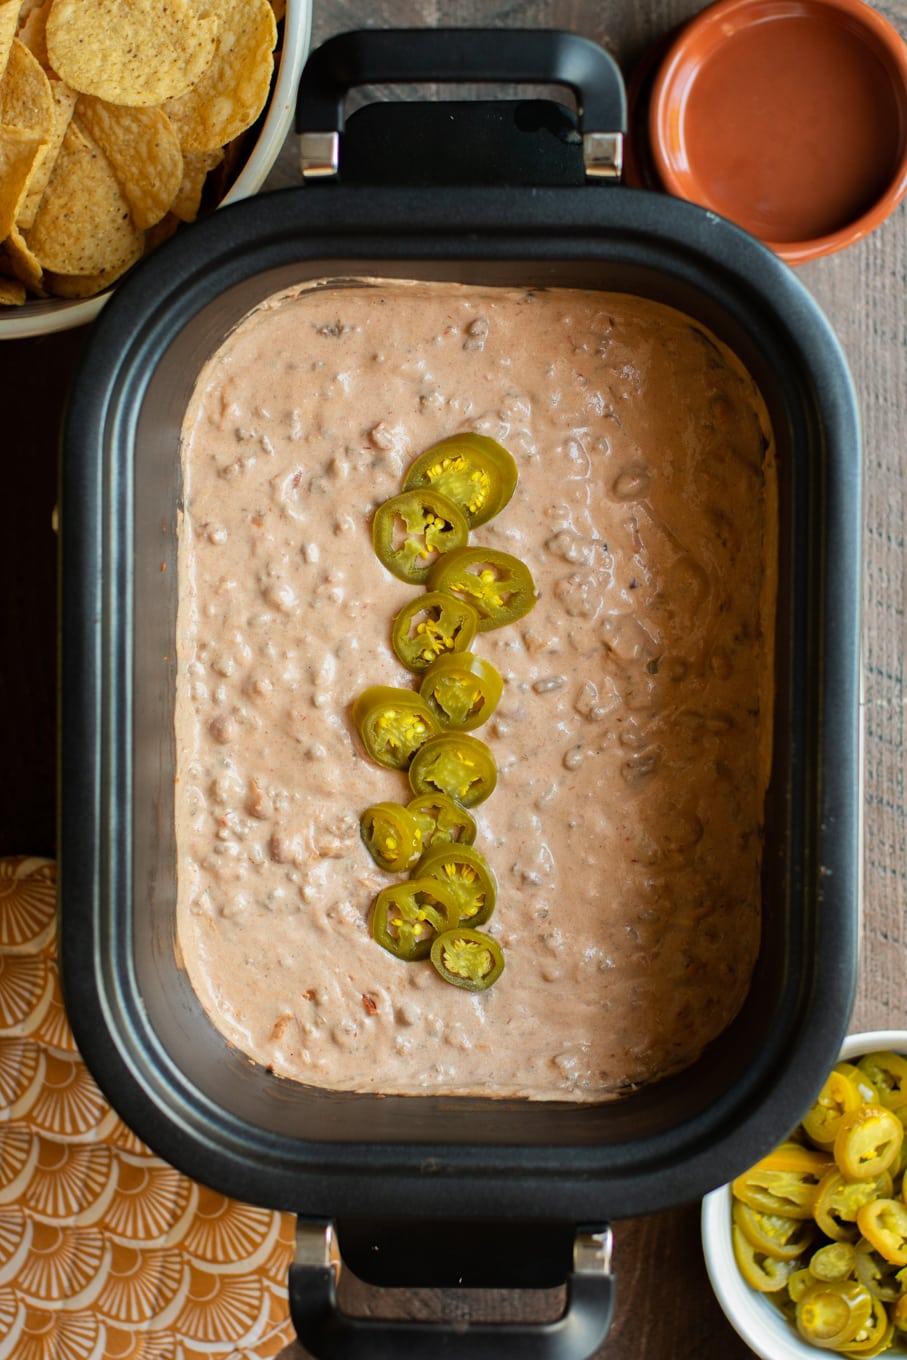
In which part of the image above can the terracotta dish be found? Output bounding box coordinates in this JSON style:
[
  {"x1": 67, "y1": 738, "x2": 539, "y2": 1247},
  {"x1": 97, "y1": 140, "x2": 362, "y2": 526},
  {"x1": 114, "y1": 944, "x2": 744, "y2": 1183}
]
[{"x1": 649, "y1": 0, "x2": 907, "y2": 264}]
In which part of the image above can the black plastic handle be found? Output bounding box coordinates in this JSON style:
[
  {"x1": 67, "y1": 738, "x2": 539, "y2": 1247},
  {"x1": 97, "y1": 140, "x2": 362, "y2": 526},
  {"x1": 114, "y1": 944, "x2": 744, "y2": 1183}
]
[
  {"x1": 289, "y1": 1267, "x2": 614, "y2": 1360},
  {"x1": 288, "y1": 1220, "x2": 615, "y2": 1360},
  {"x1": 296, "y1": 28, "x2": 627, "y2": 135}
]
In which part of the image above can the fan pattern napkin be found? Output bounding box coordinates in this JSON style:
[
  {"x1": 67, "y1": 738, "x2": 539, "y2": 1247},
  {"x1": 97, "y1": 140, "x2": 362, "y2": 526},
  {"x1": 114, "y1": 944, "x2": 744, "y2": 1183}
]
[{"x1": 0, "y1": 855, "x2": 296, "y2": 1360}]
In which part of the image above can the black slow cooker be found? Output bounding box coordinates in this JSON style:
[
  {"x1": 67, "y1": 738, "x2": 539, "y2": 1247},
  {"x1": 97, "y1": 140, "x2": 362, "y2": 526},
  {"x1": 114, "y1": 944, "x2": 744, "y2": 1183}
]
[{"x1": 58, "y1": 30, "x2": 861, "y2": 1359}]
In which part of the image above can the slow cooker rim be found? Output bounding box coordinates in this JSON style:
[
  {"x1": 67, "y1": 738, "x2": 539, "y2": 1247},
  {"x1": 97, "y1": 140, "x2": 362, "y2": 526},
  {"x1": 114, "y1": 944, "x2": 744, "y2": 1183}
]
[{"x1": 58, "y1": 182, "x2": 861, "y2": 1221}]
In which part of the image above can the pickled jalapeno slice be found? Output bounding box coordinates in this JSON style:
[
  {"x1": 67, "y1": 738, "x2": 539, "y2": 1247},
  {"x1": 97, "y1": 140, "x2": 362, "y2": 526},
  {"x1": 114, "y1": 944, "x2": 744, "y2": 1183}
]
[
  {"x1": 795, "y1": 1280, "x2": 874, "y2": 1347},
  {"x1": 857, "y1": 1052, "x2": 907, "y2": 1113},
  {"x1": 857, "y1": 1198, "x2": 907, "y2": 1266},
  {"x1": 359, "y1": 802, "x2": 422, "y2": 873},
  {"x1": 403, "y1": 433, "x2": 518, "y2": 528},
  {"x1": 391, "y1": 591, "x2": 479, "y2": 673},
  {"x1": 408, "y1": 732, "x2": 497, "y2": 808},
  {"x1": 429, "y1": 926, "x2": 505, "y2": 991},
  {"x1": 419, "y1": 651, "x2": 503, "y2": 730},
  {"x1": 352, "y1": 686, "x2": 440, "y2": 769},
  {"x1": 372, "y1": 487, "x2": 469, "y2": 585},
  {"x1": 854, "y1": 1236, "x2": 903, "y2": 1302},
  {"x1": 834, "y1": 1105, "x2": 903, "y2": 1182},
  {"x1": 428, "y1": 546, "x2": 537, "y2": 631},
  {"x1": 809, "y1": 1241, "x2": 857, "y2": 1281},
  {"x1": 732, "y1": 1225, "x2": 800, "y2": 1293},
  {"x1": 804, "y1": 1068, "x2": 865, "y2": 1148},
  {"x1": 732, "y1": 1145, "x2": 833, "y2": 1219},
  {"x1": 731, "y1": 1200, "x2": 815, "y2": 1262},
  {"x1": 845, "y1": 1296, "x2": 892, "y2": 1353},
  {"x1": 371, "y1": 879, "x2": 459, "y2": 962},
  {"x1": 835, "y1": 1061, "x2": 881, "y2": 1107},
  {"x1": 813, "y1": 1167, "x2": 892, "y2": 1242},
  {"x1": 406, "y1": 793, "x2": 477, "y2": 852},
  {"x1": 418, "y1": 843, "x2": 497, "y2": 927}
]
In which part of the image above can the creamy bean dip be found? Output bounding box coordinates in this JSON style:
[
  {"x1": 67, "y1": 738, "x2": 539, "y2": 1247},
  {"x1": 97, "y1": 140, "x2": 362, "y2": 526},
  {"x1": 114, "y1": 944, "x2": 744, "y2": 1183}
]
[{"x1": 175, "y1": 279, "x2": 776, "y2": 1101}]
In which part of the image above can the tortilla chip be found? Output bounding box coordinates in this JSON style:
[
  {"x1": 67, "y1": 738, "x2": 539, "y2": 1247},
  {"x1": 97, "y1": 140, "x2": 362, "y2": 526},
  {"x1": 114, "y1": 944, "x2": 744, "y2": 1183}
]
[
  {"x1": 0, "y1": 37, "x2": 53, "y2": 135},
  {"x1": 170, "y1": 147, "x2": 224, "y2": 222},
  {"x1": 15, "y1": 0, "x2": 46, "y2": 26},
  {"x1": 45, "y1": 0, "x2": 219, "y2": 107},
  {"x1": 16, "y1": 76, "x2": 76, "y2": 229},
  {"x1": 75, "y1": 95, "x2": 183, "y2": 230},
  {"x1": 2, "y1": 220, "x2": 43, "y2": 289},
  {"x1": 25, "y1": 119, "x2": 144, "y2": 274},
  {"x1": 16, "y1": 0, "x2": 51, "y2": 68},
  {"x1": 0, "y1": 274, "x2": 26, "y2": 304},
  {"x1": 42, "y1": 257, "x2": 132, "y2": 296},
  {"x1": 163, "y1": 0, "x2": 276, "y2": 154},
  {"x1": 0, "y1": 122, "x2": 44, "y2": 236},
  {"x1": 0, "y1": 0, "x2": 18, "y2": 81}
]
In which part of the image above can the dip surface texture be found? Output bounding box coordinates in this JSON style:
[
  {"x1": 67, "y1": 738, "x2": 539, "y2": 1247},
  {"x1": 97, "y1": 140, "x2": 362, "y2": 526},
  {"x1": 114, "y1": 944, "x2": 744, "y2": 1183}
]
[{"x1": 175, "y1": 280, "x2": 775, "y2": 1101}]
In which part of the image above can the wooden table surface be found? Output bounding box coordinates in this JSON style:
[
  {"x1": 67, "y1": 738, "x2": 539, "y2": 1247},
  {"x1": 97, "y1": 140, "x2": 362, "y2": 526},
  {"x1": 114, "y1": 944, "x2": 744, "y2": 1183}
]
[{"x1": 2, "y1": 2, "x2": 906, "y2": 1356}]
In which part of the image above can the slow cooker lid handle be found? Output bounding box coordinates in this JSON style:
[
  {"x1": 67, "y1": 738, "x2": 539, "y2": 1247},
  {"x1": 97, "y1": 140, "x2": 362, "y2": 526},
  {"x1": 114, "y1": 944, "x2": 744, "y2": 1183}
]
[
  {"x1": 296, "y1": 28, "x2": 626, "y2": 182},
  {"x1": 289, "y1": 1219, "x2": 615, "y2": 1360}
]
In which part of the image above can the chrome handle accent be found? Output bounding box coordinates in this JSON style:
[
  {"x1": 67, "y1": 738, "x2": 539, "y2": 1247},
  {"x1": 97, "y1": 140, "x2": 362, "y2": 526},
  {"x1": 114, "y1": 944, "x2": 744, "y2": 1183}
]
[
  {"x1": 295, "y1": 1220, "x2": 341, "y2": 1275},
  {"x1": 573, "y1": 1226, "x2": 613, "y2": 1275},
  {"x1": 583, "y1": 132, "x2": 623, "y2": 181},
  {"x1": 300, "y1": 131, "x2": 340, "y2": 179}
]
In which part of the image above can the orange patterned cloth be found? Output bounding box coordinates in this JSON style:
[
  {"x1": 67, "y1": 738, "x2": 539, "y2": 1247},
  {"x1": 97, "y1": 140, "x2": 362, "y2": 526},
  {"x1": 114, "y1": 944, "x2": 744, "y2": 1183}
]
[{"x1": 0, "y1": 856, "x2": 297, "y2": 1360}]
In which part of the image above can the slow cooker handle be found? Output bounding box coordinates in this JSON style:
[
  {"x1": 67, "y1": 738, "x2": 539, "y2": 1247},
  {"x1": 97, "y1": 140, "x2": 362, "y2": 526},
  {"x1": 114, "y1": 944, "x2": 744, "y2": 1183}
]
[
  {"x1": 296, "y1": 28, "x2": 626, "y2": 181},
  {"x1": 288, "y1": 1220, "x2": 615, "y2": 1360}
]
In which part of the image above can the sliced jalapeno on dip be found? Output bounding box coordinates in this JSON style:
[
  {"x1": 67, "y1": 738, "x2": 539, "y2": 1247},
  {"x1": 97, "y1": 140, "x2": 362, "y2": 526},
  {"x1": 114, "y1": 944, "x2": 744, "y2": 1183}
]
[
  {"x1": 372, "y1": 487, "x2": 469, "y2": 585},
  {"x1": 371, "y1": 878, "x2": 459, "y2": 962},
  {"x1": 428, "y1": 546, "x2": 537, "y2": 631},
  {"x1": 406, "y1": 792, "x2": 477, "y2": 852},
  {"x1": 352, "y1": 686, "x2": 440, "y2": 769},
  {"x1": 419, "y1": 651, "x2": 503, "y2": 730},
  {"x1": 418, "y1": 843, "x2": 497, "y2": 927},
  {"x1": 429, "y1": 926, "x2": 505, "y2": 991},
  {"x1": 359, "y1": 802, "x2": 423, "y2": 873},
  {"x1": 402, "y1": 433, "x2": 518, "y2": 528},
  {"x1": 408, "y1": 732, "x2": 497, "y2": 808},
  {"x1": 391, "y1": 590, "x2": 479, "y2": 673}
]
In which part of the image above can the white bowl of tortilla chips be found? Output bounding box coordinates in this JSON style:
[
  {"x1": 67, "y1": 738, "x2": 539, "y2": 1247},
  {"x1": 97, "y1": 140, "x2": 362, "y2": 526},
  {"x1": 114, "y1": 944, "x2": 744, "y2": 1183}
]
[{"x1": 0, "y1": 0, "x2": 312, "y2": 338}]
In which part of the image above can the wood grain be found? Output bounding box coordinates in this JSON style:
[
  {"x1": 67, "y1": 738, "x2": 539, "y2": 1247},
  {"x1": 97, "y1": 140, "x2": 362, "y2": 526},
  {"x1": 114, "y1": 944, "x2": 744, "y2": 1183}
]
[{"x1": 1, "y1": 1, "x2": 905, "y2": 1356}]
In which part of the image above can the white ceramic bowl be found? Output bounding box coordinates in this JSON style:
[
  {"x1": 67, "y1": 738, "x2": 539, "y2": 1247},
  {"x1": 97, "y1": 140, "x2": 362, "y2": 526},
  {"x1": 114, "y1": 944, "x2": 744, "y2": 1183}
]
[
  {"x1": 0, "y1": 0, "x2": 312, "y2": 341},
  {"x1": 702, "y1": 1030, "x2": 907, "y2": 1359}
]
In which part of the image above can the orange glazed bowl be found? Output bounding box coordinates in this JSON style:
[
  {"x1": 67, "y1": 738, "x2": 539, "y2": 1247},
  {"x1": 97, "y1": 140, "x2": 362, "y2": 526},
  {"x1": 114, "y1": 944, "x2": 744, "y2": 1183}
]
[{"x1": 649, "y1": 0, "x2": 907, "y2": 264}]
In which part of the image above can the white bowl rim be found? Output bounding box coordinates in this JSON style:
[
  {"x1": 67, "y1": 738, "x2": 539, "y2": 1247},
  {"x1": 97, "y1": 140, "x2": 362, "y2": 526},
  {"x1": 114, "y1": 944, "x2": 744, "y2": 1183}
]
[
  {"x1": 0, "y1": 0, "x2": 313, "y2": 342},
  {"x1": 701, "y1": 1030, "x2": 907, "y2": 1359}
]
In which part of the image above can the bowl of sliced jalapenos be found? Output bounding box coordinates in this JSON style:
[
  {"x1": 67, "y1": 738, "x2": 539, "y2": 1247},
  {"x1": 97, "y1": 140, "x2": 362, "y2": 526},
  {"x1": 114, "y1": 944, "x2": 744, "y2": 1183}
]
[{"x1": 702, "y1": 1032, "x2": 907, "y2": 1359}]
